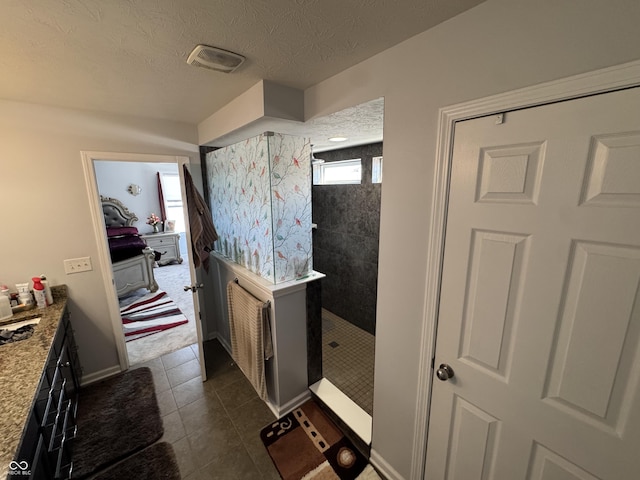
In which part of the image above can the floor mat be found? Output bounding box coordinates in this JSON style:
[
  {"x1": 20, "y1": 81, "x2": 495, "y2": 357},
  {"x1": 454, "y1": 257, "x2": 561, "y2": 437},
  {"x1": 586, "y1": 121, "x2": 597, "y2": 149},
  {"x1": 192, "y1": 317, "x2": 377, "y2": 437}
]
[
  {"x1": 260, "y1": 400, "x2": 368, "y2": 480},
  {"x1": 72, "y1": 368, "x2": 163, "y2": 479},
  {"x1": 92, "y1": 442, "x2": 180, "y2": 480},
  {"x1": 120, "y1": 290, "x2": 188, "y2": 341}
]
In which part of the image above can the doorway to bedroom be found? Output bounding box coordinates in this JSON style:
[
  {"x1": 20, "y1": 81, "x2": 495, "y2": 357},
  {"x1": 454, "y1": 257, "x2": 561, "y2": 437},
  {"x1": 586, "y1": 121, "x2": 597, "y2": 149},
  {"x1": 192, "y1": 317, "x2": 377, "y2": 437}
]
[{"x1": 95, "y1": 159, "x2": 199, "y2": 365}]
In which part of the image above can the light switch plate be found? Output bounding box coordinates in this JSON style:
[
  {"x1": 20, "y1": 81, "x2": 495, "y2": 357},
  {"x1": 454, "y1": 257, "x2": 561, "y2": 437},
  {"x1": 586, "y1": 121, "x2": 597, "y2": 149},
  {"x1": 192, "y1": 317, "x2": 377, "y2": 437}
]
[{"x1": 64, "y1": 256, "x2": 92, "y2": 274}]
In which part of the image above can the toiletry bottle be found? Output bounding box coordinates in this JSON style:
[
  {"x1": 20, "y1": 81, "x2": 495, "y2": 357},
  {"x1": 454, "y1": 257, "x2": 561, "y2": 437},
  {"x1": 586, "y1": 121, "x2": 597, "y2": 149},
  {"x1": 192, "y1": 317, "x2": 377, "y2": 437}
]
[
  {"x1": 40, "y1": 275, "x2": 54, "y2": 306},
  {"x1": 0, "y1": 294, "x2": 12, "y2": 320},
  {"x1": 19, "y1": 292, "x2": 33, "y2": 307},
  {"x1": 32, "y1": 277, "x2": 47, "y2": 308}
]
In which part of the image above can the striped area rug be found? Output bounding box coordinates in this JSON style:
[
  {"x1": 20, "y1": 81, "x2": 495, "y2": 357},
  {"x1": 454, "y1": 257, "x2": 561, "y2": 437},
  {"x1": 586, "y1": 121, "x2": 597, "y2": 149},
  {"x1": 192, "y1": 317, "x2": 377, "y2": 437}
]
[{"x1": 120, "y1": 290, "x2": 188, "y2": 342}]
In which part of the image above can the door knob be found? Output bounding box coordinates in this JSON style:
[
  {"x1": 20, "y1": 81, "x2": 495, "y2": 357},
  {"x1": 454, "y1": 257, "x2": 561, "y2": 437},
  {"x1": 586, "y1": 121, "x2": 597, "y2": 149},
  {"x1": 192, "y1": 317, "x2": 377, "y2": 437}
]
[
  {"x1": 184, "y1": 283, "x2": 204, "y2": 292},
  {"x1": 436, "y1": 364, "x2": 455, "y2": 381}
]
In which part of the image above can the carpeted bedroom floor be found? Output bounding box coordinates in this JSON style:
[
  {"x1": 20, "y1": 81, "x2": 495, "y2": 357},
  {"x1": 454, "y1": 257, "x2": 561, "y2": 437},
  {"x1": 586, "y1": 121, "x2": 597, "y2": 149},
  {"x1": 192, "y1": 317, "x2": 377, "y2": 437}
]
[{"x1": 121, "y1": 252, "x2": 198, "y2": 365}]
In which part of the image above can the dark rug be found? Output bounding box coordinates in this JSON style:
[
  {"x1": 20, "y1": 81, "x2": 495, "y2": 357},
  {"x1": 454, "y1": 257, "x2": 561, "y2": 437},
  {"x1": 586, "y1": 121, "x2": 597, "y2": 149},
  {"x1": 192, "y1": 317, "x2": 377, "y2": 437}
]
[
  {"x1": 92, "y1": 442, "x2": 180, "y2": 480},
  {"x1": 72, "y1": 367, "x2": 164, "y2": 479},
  {"x1": 260, "y1": 400, "x2": 368, "y2": 480}
]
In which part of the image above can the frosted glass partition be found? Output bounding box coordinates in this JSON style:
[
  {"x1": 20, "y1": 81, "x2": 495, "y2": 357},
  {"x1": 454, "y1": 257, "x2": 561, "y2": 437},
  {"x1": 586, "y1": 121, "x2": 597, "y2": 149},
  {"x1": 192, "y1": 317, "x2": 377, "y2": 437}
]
[{"x1": 206, "y1": 132, "x2": 312, "y2": 284}]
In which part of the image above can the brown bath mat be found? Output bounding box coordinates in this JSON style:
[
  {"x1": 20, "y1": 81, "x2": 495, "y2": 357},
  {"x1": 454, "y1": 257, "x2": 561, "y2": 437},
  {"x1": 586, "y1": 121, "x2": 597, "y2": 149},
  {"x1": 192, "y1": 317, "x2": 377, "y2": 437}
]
[
  {"x1": 260, "y1": 400, "x2": 368, "y2": 479},
  {"x1": 92, "y1": 442, "x2": 180, "y2": 480},
  {"x1": 72, "y1": 367, "x2": 163, "y2": 479}
]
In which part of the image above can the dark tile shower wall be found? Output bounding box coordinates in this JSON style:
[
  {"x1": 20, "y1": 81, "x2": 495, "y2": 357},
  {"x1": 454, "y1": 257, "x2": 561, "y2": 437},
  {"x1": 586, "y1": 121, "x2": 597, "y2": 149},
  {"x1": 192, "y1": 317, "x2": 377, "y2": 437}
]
[{"x1": 312, "y1": 143, "x2": 382, "y2": 335}]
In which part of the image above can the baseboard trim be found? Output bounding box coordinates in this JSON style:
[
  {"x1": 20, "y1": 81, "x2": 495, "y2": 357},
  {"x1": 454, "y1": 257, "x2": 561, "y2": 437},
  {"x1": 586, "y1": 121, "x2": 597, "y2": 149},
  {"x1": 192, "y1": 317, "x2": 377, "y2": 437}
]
[
  {"x1": 210, "y1": 332, "x2": 308, "y2": 418},
  {"x1": 266, "y1": 389, "x2": 311, "y2": 418},
  {"x1": 215, "y1": 334, "x2": 232, "y2": 354},
  {"x1": 80, "y1": 364, "x2": 123, "y2": 387},
  {"x1": 370, "y1": 448, "x2": 403, "y2": 480},
  {"x1": 206, "y1": 331, "x2": 218, "y2": 342},
  {"x1": 205, "y1": 331, "x2": 231, "y2": 351}
]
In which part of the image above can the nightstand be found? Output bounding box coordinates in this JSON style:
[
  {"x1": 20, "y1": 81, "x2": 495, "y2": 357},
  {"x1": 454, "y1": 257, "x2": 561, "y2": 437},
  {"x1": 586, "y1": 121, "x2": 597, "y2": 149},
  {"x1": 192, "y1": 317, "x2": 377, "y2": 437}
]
[{"x1": 141, "y1": 232, "x2": 183, "y2": 266}]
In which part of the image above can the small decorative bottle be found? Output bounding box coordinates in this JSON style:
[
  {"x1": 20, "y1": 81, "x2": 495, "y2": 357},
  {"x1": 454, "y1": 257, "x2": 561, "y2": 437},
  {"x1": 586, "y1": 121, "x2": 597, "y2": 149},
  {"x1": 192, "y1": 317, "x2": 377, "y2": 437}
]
[
  {"x1": 32, "y1": 277, "x2": 47, "y2": 308},
  {"x1": 40, "y1": 275, "x2": 54, "y2": 306}
]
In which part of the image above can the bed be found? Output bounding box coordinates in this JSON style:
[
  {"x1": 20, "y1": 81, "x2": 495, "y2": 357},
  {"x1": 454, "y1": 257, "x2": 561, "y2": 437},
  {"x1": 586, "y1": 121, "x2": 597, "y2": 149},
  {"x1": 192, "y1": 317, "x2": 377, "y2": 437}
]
[{"x1": 101, "y1": 195, "x2": 158, "y2": 298}]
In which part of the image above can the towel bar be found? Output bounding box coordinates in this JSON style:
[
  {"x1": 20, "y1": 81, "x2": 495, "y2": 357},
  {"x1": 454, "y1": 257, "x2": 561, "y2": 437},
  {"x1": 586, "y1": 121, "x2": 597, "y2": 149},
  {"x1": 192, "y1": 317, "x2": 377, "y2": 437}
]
[{"x1": 233, "y1": 277, "x2": 271, "y2": 308}]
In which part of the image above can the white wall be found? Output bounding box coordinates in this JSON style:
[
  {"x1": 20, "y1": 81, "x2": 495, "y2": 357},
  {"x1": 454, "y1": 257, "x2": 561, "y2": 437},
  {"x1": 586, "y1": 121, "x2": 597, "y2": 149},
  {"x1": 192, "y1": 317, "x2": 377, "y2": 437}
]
[
  {"x1": 0, "y1": 99, "x2": 198, "y2": 377},
  {"x1": 303, "y1": 0, "x2": 640, "y2": 477},
  {"x1": 95, "y1": 160, "x2": 179, "y2": 235}
]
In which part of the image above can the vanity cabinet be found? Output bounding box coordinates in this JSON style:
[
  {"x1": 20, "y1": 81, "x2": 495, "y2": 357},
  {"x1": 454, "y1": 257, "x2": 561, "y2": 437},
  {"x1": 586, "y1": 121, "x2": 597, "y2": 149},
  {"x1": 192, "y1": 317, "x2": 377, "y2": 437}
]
[
  {"x1": 12, "y1": 308, "x2": 81, "y2": 480},
  {"x1": 141, "y1": 232, "x2": 183, "y2": 266}
]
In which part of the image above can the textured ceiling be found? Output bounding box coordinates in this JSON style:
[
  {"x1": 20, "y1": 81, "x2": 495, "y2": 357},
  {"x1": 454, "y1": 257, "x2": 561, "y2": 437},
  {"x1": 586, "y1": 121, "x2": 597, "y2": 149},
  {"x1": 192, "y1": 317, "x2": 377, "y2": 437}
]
[
  {"x1": 211, "y1": 96, "x2": 386, "y2": 152},
  {"x1": 0, "y1": 0, "x2": 484, "y2": 144}
]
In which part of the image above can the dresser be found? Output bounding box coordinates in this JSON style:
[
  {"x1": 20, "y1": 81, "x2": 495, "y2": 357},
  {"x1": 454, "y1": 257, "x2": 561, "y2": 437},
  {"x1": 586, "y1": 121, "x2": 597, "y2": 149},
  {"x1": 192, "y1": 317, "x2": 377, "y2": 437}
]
[{"x1": 141, "y1": 232, "x2": 183, "y2": 266}]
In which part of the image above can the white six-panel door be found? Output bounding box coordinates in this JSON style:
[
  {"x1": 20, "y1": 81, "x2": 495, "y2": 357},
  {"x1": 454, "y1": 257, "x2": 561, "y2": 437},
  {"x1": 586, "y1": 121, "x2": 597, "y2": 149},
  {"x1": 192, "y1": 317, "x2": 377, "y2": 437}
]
[{"x1": 425, "y1": 88, "x2": 640, "y2": 479}]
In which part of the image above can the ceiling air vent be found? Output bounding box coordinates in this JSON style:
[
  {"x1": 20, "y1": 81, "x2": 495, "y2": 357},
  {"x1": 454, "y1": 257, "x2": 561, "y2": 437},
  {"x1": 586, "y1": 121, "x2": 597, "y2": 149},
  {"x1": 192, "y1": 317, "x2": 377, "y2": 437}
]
[{"x1": 187, "y1": 45, "x2": 245, "y2": 73}]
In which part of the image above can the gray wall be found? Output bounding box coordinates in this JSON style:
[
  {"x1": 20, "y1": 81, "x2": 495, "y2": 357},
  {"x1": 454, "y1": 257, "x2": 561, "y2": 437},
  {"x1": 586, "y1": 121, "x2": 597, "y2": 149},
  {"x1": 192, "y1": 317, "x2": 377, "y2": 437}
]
[
  {"x1": 0, "y1": 101, "x2": 198, "y2": 379},
  {"x1": 95, "y1": 161, "x2": 178, "y2": 235},
  {"x1": 312, "y1": 143, "x2": 382, "y2": 335},
  {"x1": 304, "y1": 1, "x2": 640, "y2": 476}
]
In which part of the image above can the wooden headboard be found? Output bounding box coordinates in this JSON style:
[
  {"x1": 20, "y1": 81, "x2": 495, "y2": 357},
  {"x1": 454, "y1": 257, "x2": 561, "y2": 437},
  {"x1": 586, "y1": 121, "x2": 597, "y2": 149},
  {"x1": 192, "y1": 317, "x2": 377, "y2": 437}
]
[{"x1": 101, "y1": 196, "x2": 138, "y2": 227}]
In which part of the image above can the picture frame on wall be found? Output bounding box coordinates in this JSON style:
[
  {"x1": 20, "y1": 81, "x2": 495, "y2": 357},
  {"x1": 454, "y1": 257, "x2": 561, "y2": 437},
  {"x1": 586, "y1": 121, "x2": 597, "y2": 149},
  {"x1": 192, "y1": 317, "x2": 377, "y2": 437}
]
[{"x1": 164, "y1": 219, "x2": 176, "y2": 232}]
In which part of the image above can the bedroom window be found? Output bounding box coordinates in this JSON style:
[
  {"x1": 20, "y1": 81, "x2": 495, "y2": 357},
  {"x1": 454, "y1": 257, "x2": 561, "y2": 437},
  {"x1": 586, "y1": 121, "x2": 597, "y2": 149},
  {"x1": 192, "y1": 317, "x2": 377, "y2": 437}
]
[
  {"x1": 372, "y1": 156, "x2": 383, "y2": 183},
  {"x1": 313, "y1": 158, "x2": 362, "y2": 185},
  {"x1": 159, "y1": 173, "x2": 186, "y2": 233}
]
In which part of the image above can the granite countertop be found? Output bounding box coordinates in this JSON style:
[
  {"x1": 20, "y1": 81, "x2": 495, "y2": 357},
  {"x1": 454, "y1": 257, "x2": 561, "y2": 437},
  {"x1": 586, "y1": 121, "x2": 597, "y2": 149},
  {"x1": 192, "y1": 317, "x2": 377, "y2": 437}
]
[{"x1": 0, "y1": 285, "x2": 68, "y2": 477}]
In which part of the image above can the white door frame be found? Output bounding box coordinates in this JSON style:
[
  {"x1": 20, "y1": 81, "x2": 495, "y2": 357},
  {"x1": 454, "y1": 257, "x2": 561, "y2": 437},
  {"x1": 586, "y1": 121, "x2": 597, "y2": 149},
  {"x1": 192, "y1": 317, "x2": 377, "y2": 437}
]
[
  {"x1": 81, "y1": 151, "x2": 205, "y2": 378},
  {"x1": 412, "y1": 59, "x2": 640, "y2": 479}
]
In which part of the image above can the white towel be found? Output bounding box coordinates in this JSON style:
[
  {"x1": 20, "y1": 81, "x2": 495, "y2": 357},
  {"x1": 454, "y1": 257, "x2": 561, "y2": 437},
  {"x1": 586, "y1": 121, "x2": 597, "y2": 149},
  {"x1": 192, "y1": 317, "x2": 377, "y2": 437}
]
[{"x1": 227, "y1": 281, "x2": 273, "y2": 401}]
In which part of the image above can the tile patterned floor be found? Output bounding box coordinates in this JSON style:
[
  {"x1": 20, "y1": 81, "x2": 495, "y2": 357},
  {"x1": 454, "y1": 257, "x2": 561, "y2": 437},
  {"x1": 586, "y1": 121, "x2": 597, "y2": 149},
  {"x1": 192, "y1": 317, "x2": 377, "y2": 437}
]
[
  {"x1": 136, "y1": 340, "x2": 280, "y2": 479},
  {"x1": 322, "y1": 309, "x2": 375, "y2": 415}
]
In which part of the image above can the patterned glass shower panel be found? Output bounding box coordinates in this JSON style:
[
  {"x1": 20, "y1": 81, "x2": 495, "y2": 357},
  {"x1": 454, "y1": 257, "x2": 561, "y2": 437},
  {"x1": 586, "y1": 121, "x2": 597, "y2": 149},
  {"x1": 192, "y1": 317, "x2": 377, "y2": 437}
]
[{"x1": 207, "y1": 132, "x2": 312, "y2": 284}]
